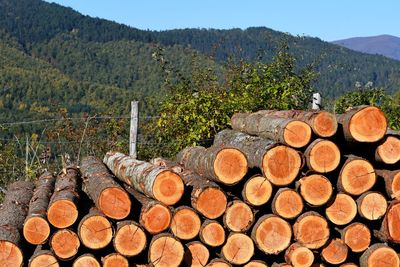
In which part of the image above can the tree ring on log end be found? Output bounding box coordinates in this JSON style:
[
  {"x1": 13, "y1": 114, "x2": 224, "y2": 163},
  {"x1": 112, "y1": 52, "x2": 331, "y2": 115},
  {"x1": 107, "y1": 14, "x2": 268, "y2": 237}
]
[
  {"x1": 283, "y1": 120, "x2": 312, "y2": 148},
  {"x1": 0, "y1": 241, "x2": 23, "y2": 267},
  {"x1": 23, "y1": 217, "x2": 51, "y2": 245},
  {"x1": 196, "y1": 187, "x2": 227, "y2": 219},
  {"x1": 214, "y1": 148, "x2": 248, "y2": 185},
  {"x1": 153, "y1": 170, "x2": 184, "y2": 205},
  {"x1": 98, "y1": 187, "x2": 131, "y2": 220},
  {"x1": 349, "y1": 106, "x2": 387, "y2": 142},
  {"x1": 313, "y1": 111, "x2": 338, "y2": 137},
  {"x1": 47, "y1": 200, "x2": 78, "y2": 228}
]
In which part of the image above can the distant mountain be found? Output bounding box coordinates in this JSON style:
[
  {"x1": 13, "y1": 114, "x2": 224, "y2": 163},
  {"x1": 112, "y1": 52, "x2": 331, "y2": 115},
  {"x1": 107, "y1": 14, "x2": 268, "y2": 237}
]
[{"x1": 332, "y1": 35, "x2": 400, "y2": 61}]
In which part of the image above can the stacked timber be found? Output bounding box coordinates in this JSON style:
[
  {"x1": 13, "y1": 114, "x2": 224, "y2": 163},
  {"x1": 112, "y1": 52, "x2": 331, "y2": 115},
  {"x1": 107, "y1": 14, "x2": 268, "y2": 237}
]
[{"x1": 0, "y1": 105, "x2": 399, "y2": 267}]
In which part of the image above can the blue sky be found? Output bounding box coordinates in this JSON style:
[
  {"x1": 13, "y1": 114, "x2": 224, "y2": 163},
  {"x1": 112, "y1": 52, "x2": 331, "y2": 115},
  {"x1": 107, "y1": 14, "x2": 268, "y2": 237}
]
[{"x1": 46, "y1": 0, "x2": 400, "y2": 41}]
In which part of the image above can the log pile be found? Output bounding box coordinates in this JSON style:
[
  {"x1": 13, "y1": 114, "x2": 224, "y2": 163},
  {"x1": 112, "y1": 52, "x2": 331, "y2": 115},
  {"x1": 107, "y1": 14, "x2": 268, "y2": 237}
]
[{"x1": 0, "y1": 105, "x2": 400, "y2": 267}]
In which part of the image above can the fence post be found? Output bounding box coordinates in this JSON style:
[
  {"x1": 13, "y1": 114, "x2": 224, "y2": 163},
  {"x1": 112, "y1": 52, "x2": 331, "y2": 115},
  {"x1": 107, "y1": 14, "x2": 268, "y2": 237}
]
[
  {"x1": 312, "y1": 93, "x2": 322, "y2": 110},
  {"x1": 129, "y1": 101, "x2": 139, "y2": 159}
]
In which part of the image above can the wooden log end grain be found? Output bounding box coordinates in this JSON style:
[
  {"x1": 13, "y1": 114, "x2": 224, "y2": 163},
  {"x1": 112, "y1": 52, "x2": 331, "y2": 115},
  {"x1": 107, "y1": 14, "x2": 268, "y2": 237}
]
[
  {"x1": 140, "y1": 201, "x2": 171, "y2": 235},
  {"x1": 243, "y1": 260, "x2": 268, "y2": 267},
  {"x1": 114, "y1": 221, "x2": 146, "y2": 257},
  {"x1": 377, "y1": 200, "x2": 400, "y2": 244},
  {"x1": 262, "y1": 145, "x2": 302, "y2": 186},
  {"x1": 78, "y1": 209, "x2": 113, "y2": 250},
  {"x1": 73, "y1": 254, "x2": 100, "y2": 267},
  {"x1": 376, "y1": 169, "x2": 400, "y2": 199},
  {"x1": 360, "y1": 243, "x2": 399, "y2": 267},
  {"x1": 284, "y1": 243, "x2": 314, "y2": 267},
  {"x1": 321, "y1": 239, "x2": 348, "y2": 265},
  {"x1": 376, "y1": 136, "x2": 400, "y2": 164},
  {"x1": 102, "y1": 253, "x2": 129, "y2": 267},
  {"x1": 272, "y1": 188, "x2": 304, "y2": 220},
  {"x1": 251, "y1": 214, "x2": 292, "y2": 255},
  {"x1": 206, "y1": 259, "x2": 232, "y2": 267},
  {"x1": 184, "y1": 241, "x2": 210, "y2": 267},
  {"x1": 242, "y1": 175, "x2": 273, "y2": 207},
  {"x1": 171, "y1": 206, "x2": 201, "y2": 240},
  {"x1": 50, "y1": 229, "x2": 80, "y2": 261},
  {"x1": 305, "y1": 139, "x2": 341, "y2": 173},
  {"x1": 283, "y1": 120, "x2": 312, "y2": 148},
  {"x1": 47, "y1": 198, "x2": 78, "y2": 229},
  {"x1": 23, "y1": 216, "x2": 50, "y2": 245},
  {"x1": 313, "y1": 111, "x2": 338, "y2": 137},
  {"x1": 297, "y1": 174, "x2": 333, "y2": 207},
  {"x1": 326, "y1": 193, "x2": 357, "y2": 226},
  {"x1": 340, "y1": 222, "x2": 371, "y2": 253},
  {"x1": 223, "y1": 200, "x2": 254, "y2": 232},
  {"x1": 338, "y1": 157, "x2": 376, "y2": 196},
  {"x1": 340, "y1": 264, "x2": 358, "y2": 267},
  {"x1": 194, "y1": 186, "x2": 227, "y2": 219},
  {"x1": 357, "y1": 191, "x2": 388, "y2": 220},
  {"x1": 293, "y1": 212, "x2": 330, "y2": 249},
  {"x1": 213, "y1": 147, "x2": 248, "y2": 185},
  {"x1": 148, "y1": 234, "x2": 184, "y2": 267},
  {"x1": 98, "y1": 186, "x2": 131, "y2": 220},
  {"x1": 152, "y1": 169, "x2": 185, "y2": 206},
  {"x1": 28, "y1": 249, "x2": 59, "y2": 267},
  {"x1": 199, "y1": 220, "x2": 226, "y2": 247},
  {"x1": 0, "y1": 225, "x2": 23, "y2": 267},
  {"x1": 221, "y1": 233, "x2": 254, "y2": 265}
]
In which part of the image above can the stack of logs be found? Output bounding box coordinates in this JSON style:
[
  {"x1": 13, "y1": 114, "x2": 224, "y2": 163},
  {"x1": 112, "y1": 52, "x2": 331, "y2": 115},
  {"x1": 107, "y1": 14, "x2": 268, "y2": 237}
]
[{"x1": 0, "y1": 105, "x2": 400, "y2": 267}]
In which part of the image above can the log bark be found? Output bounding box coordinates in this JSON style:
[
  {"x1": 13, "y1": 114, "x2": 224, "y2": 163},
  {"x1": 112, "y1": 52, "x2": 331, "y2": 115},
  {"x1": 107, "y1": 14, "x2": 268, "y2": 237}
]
[
  {"x1": 148, "y1": 233, "x2": 184, "y2": 267},
  {"x1": 77, "y1": 208, "x2": 113, "y2": 250},
  {"x1": 199, "y1": 220, "x2": 225, "y2": 247},
  {"x1": 256, "y1": 109, "x2": 338, "y2": 137},
  {"x1": 113, "y1": 220, "x2": 147, "y2": 257},
  {"x1": 325, "y1": 193, "x2": 357, "y2": 225},
  {"x1": 360, "y1": 243, "x2": 399, "y2": 267},
  {"x1": 337, "y1": 105, "x2": 387, "y2": 143},
  {"x1": 223, "y1": 200, "x2": 254, "y2": 232},
  {"x1": 73, "y1": 254, "x2": 100, "y2": 267},
  {"x1": 293, "y1": 211, "x2": 330, "y2": 249},
  {"x1": 375, "y1": 135, "x2": 400, "y2": 164},
  {"x1": 80, "y1": 156, "x2": 131, "y2": 220},
  {"x1": 176, "y1": 145, "x2": 248, "y2": 185},
  {"x1": 221, "y1": 232, "x2": 254, "y2": 265},
  {"x1": 376, "y1": 200, "x2": 400, "y2": 244},
  {"x1": 231, "y1": 112, "x2": 312, "y2": 148},
  {"x1": 214, "y1": 129, "x2": 302, "y2": 186},
  {"x1": 337, "y1": 155, "x2": 376, "y2": 196},
  {"x1": 170, "y1": 206, "x2": 201, "y2": 240},
  {"x1": 297, "y1": 174, "x2": 333, "y2": 207},
  {"x1": 151, "y1": 158, "x2": 228, "y2": 219},
  {"x1": 104, "y1": 152, "x2": 184, "y2": 205},
  {"x1": 376, "y1": 169, "x2": 400, "y2": 199},
  {"x1": 23, "y1": 171, "x2": 55, "y2": 245},
  {"x1": 102, "y1": 253, "x2": 129, "y2": 267},
  {"x1": 356, "y1": 191, "x2": 387, "y2": 220},
  {"x1": 251, "y1": 214, "x2": 292, "y2": 254},
  {"x1": 339, "y1": 222, "x2": 371, "y2": 253},
  {"x1": 284, "y1": 243, "x2": 314, "y2": 267},
  {"x1": 304, "y1": 139, "x2": 340, "y2": 173},
  {"x1": 272, "y1": 188, "x2": 304, "y2": 219},
  {"x1": 184, "y1": 241, "x2": 210, "y2": 267},
  {"x1": 28, "y1": 246, "x2": 59, "y2": 267},
  {"x1": 124, "y1": 185, "x2": 171, "y2": 234},
  {"x1": 47, "y1": 166, "x2": 80, "y2": 228},
  {"x1": 321, "y1": 239, "x2": 348, "y2": 265},
  {"x1": 242, "y1": 175, "x2": 273, "y2": 206},
  {"x1": 50, "y1": 228, "x2": 80, "y2": 261}
]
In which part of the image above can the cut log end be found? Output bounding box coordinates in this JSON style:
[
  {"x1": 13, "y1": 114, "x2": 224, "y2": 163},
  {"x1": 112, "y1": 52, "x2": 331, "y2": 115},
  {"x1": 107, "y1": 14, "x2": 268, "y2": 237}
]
[
  {"x1": 242, "y1": 176, "x2": 273, "y2": 206},
  {"x1": 221, "y1": 233, "x2": 254, "y2": 265},
  {"x1": 171, "y1": 207, "x2": 201, "y2": 240},
  {"x1": 285, "y1": 243, "x2": 314, "y2": 267},
  {"x1": 391, "y1": 172, "x2": 400, "y2": 199},
  {"x1": 73, "y1": 254, "x2": 100, "y2": 267},
  {"x1": 283, "y1": 120, "x2": 312, "y2": 148},
  {"x1": 206, "y1": 259, "x2": 232, "y2": 267},
  {"x1": 224, "y1": 201, "x2": 254, "y2": 232},
  {"x1": 339, "y1": 158, "x2": 376, "y2": 196},
  {"x1": 326, "y1": 193, "x2": 357, "y2": 225},
  {"x1": 149, "y1": 235, "x2": 184, "y2": 267},
  {"x1": 185, "y1": 241, "x2": 210, "y2": 267},
  {"x1": 386, "y1": 201, "x2": 400, "y2": 243},
  {"x1": 114, "y1": 222, "x2": 147, "y2": 257},
  {"x1": 153, "y1": 170, "x2": 184, "y2": 205},
  {"x1": 357, "y1": 192, "x2": 387, "y2": 220},
  {"x1": 376, "y1": 136, "x2": 400, "y2": 164},
  {"x1": 200, "y1": 221, "x2": 225, "y2": 247},
  {"x1": 196, "y1": 187, "x2": 227, "y2": 219},
  {"x1": 243, "y1": 260, "x2": 268, "y2": 267},
  {"x1": 79, "y1": 214, "x2": 113, "y2": 250},
  {"x1": 141, "y1": 203, "x2": 171, "y2": 235},
  {"x1": 98, "y1": 187, "x2": 131, "y2": 220},
  {"x1": 252, "y1": 215, "x2": 292, "y2": 254},
  {"x1": 214, "y1": 148, "x2": 248, "y2": 185},
  {"x1": 102, "y1": 253, "x2": 129, "y2": 267},
  {"x1": 47, "y1": 200, "x2": 78, "y2": 229},
  {"x1": 298, "y1": 174, "x2": 333, "y2": 206},
  {"x1": 342, "y1": 223, "x2": 371, "y2": 253},
  {"x1": 263, "y1": 145, "x2": 302, "y2": 186},
  {"x1": 50, "y1": 229, "x2": 80, "y2": 260},
  {"x1": 306, "y1": 139, "x2": 341, "y2": 173},
  {"x1": 23, "y1": 217, "x2": 51, "y2": 245},
  {"x1": 294, "y1": 212, "x2": 330, "y2": 249},
  {"x1": 272, "y1": 188, "x2": 303, "y2": 219},
  {"x1": 361, "y1": 244, "x2": 400, "y2": 267},
  {"x1": 0, "y1": 241, "x2": 23, "y2": 267},
  {"x1": 29, "y1": 253, "x2": 59, "y2": 267},
  {"x1": 349, "y1": 106, "x2": 387, "y2": 142},
  {"x1": 313, "y1": 111, "x2": 338, "y2": 137},
  {"x1": 321, "y1": 239, "x2": 348, "y2": 265}
]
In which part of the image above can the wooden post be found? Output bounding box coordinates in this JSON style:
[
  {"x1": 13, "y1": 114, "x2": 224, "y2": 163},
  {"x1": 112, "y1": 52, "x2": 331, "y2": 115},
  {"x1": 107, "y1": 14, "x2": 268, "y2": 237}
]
[
  {"x1": 129, "y1": 101, "x2": 138, "y2": 159},
  {"x1": 312, "y1": 93, "x2": 321, "y2": 110}
]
